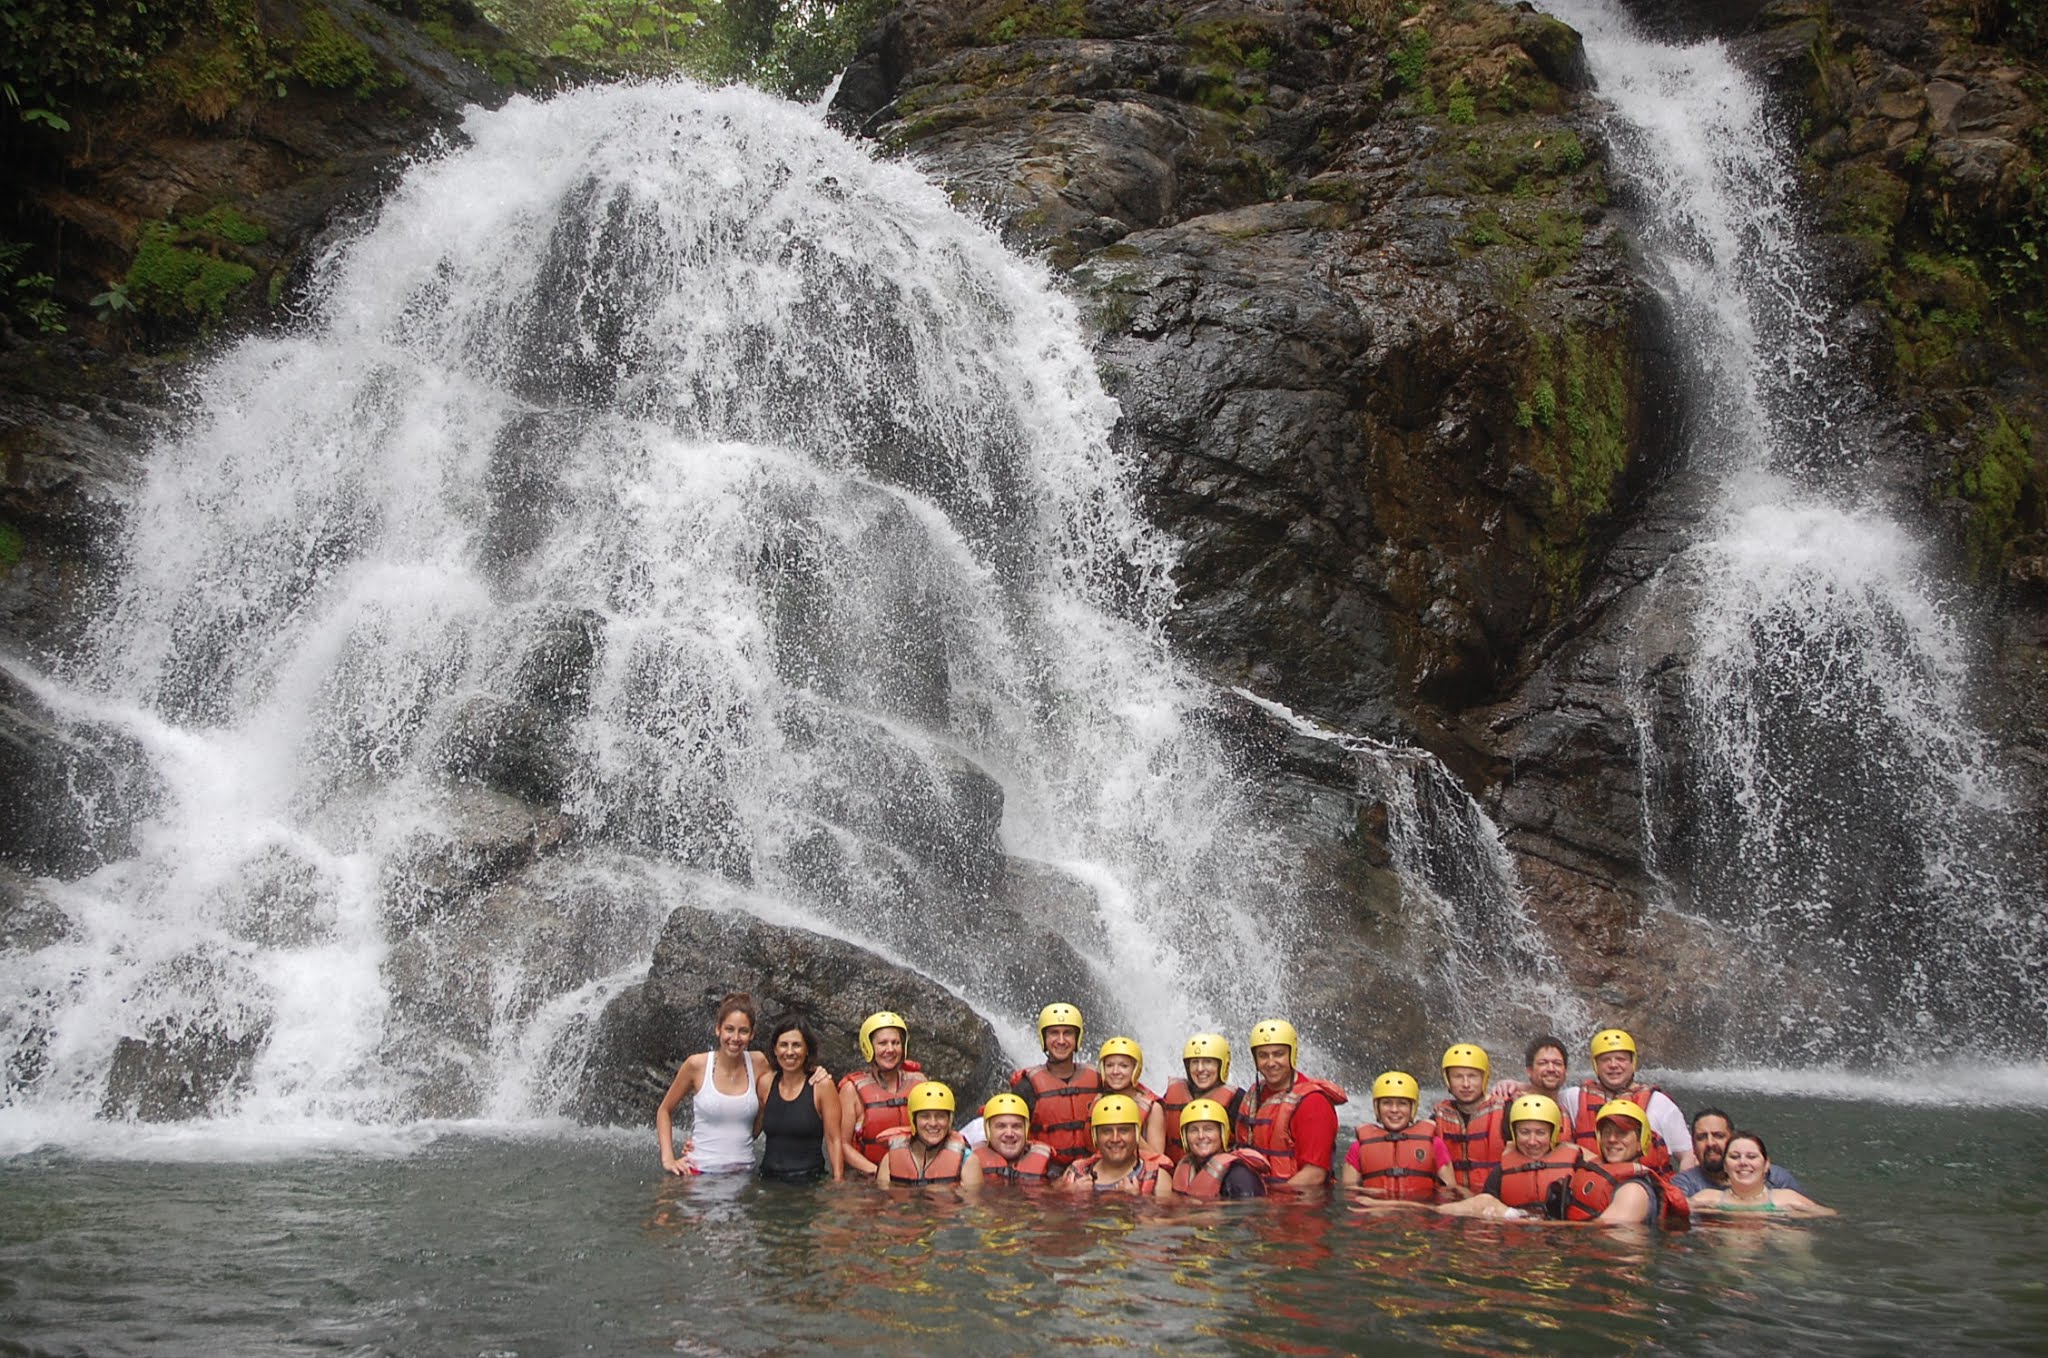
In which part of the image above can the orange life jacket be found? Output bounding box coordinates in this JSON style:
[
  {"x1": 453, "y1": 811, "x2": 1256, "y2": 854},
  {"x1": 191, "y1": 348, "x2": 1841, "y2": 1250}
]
[
  {"x1": 1067, "y1": 1151, "x2": 1171, "y2": 1194},
  {"x1": 1492, "y1": 1143, "x2": 1584, "y2": 1211},
  {"x1": 1348, "y1": 1119, "x2": 1445, "y2": 1202},
  {"x1": 1009, "y1": 1063, "x2": 1103, "y2": 1168},
  {"x1": 1171, "y1": 1148, "x2": 1274, "y2": 1197},
  {"x1": 1432, "y1": 1095, "x2": 1506, "y2": 1193},
  {"x1": 880, "y1": 1129, "x2": 968, "y2": 1186},
  {"x1": 1558, "y1": 1157, "x2": 1691, "y2": 1225},
  {"x1": 972, "y1": 1140, "x2": 1059, "y2": 1183},
  {"x1": 1570, "y1": 1081, "x2": 1673, "y2": 1170},
  {"x1": 1160, "y1": 1080, "x2": 1241, "y2": 1165},
  {"x1": 1234, "y1": 1072, "x2": 1349, "y2": 1184},
  {"x1": 839, "y1": 1066, "x2": 927, "y2": 1165}
]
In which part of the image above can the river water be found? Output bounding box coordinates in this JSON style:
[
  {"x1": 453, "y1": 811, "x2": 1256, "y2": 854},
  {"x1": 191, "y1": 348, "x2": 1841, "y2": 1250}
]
[{"x1": 5, "y1": 1083, "x2": 2044, "y2": 1356}]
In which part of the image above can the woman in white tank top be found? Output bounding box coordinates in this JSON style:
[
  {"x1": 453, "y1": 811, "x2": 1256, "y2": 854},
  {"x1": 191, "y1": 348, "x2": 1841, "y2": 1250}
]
[{"x1": 655, "y1": 993, "x2": 768, "y2": 1175}]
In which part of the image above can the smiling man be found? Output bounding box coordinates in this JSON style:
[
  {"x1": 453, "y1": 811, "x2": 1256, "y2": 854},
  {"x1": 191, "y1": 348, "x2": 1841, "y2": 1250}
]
[
  {"x1": 1006, "y1": 1002, "x2": 1102, "y2": 1171},
  {"x1": 1232, "y1": 1018, "x2": 1348, "y2": 1189}
]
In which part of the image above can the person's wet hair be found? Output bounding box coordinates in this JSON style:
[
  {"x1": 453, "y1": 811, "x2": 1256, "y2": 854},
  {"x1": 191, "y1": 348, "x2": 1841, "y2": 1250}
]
[
  {"x1": 1690, "y1": 1106, "x2": 1733, "y2": 1134},
  {"x1": 1524, "y1": 1035, "x2": 1567, "y2": 1066},
  {"x1": 1728, "y1": 1131, "x2": 1770, "y2": 1160}
]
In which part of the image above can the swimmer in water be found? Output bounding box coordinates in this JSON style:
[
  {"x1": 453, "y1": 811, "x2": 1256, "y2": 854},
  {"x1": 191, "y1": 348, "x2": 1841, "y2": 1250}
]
[{"x1": 1687, "y1": 1132, "x2": 1835, "y2": 1217}]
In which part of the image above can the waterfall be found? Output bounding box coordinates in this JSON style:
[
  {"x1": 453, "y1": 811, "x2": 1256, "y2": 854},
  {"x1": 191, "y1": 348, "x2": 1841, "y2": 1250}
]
[
  {"x1": 1547, "y1": 0, "x2": 2047, "y2": 1059},
  {"x1": 1234, "y1": 692, "x2": 1589, "y2": 1038},
  {"x1": 0, "y1": 81, "x2": 1308, "y2": 1139}
]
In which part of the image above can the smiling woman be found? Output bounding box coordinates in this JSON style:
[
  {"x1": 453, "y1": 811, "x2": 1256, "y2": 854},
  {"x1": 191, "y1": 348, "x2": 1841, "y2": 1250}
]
[{"x1": 654, "y1": 992, "x2": 766, "y2": 1175}]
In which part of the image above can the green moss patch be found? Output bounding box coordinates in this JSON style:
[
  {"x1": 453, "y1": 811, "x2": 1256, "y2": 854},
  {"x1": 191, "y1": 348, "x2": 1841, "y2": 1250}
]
[{"x1": 124, "y1": 212, "x2": 266, "y2": 323}]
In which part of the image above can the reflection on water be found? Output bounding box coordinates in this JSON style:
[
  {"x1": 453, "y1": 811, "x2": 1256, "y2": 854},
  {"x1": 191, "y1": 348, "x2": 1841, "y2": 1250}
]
[{"x1": 3, "y1": 1096, "x2": 2046, "y2": 1356}]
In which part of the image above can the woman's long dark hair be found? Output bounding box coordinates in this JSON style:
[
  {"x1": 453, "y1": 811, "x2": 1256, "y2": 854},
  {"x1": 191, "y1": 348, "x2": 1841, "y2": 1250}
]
[{"x1": 764, "y1": 1013, "x2": 821, "y2": 1077}]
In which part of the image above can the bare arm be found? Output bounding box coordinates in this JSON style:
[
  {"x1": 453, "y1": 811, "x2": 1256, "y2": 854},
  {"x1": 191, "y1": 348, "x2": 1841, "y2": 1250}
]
[
  {"x1": 655, "y1": 1055, "x2": 704, "y2": 1175},
  {"x1": 959, "y1": 1152, "x2": 984, "y2": 1189},
  {"x1": 1139, "y1": 1103, "x2": 1167, "y2": 1160},
  {"x1": 753, "y1": 1068, "x2": 773, "y2": 1139},
  {"x1": 1772, "y1": 1190, "x2": 1836, "y2": 1217},
  {"x1": 814, "y1": 1079, "x2": 845, "y2": 1181},
  {"x1": 1282, "y1": 1164, "x2": 1329, "y2": 1188},
  {"x1": 1152, "y1": 1163, "x2": 1174, "y2": 1199}
]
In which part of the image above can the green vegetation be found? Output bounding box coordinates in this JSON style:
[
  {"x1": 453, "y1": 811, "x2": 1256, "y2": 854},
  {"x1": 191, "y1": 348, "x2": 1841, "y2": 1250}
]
[
  {"x1": 1, "y1": 241, "x2": 66, "y2": 334},
  {"x1": 0, "y1": 521, "x2": 24, "y2": 572},
  {"x1": 477, "y1": 0, "x2": 892, "y2": 97},
  {"x1": 981, "y1": 0, "x2": 1085, "y2": 44},
  {"x1": 294, "y1": 5, "x2": 382, "y2": 94},
  {"x1": 123, "y1": 209, "x2": 270, "y2": 324},
  {"x1": 1945, "y1": 406, "x2": 2040, "y2": 579}
]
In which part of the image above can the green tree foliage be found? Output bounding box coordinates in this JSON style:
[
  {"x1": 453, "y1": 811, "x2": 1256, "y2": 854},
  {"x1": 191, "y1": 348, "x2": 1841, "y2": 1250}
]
[{"x1": 479, "y1": 0, "x2": 891, "y2": 98}]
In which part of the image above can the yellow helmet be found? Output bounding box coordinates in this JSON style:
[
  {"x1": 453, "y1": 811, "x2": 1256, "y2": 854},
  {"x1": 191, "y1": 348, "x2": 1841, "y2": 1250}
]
[
  {"x1": 1589, "y1": 1028, "x2": 1637, "y2": 1058},
  {"x1": 1037, "y1": 1002, "x2": 1085, "y2": 1047},
  {"x1": 1441, "y1": 1043, "x2": 1491, "y2": 1082},
  {"x1": 1089, "y1": 1094, "x2": 1143, "y2": 1143},
  {"x1": 1593, "y1": 1098, "x2": 1651, "y2": 1156},
  {"x1": 1248, "y1": 1018, "x2": 1299, "y2": 1066},
  {"x1": 1181, "y1": 1032, "x2": 1232, "y2": 1084},
  {"x1": 1371, "y1": 1071, "x2": 1421, "y2": 1103},
  {"x1": 857, "y1": 1011, "x2": 909, "y2": 1064},
  {"x1": 1506, "y1": 1094, "x2": 1564, "y2": 1148},
  {"x1": 1098, "y1": 1036, "x2": 1144, "y2": 1081},
  {"x1": 981, "y1": 1092, "x2": 1031, "y2": 1122},
  {"x1": 905, "y1": 1082, "x2": 956, "y2": 1118},
  {"x1": 1177, "y1": 1097, "x2": 1232, "y2": 1148}
]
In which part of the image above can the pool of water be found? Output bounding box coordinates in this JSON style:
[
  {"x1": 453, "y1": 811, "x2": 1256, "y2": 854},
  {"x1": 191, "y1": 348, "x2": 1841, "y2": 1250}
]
[{"x1": 3, "y1": 1087, "x2": 2044, "y2": 1356}]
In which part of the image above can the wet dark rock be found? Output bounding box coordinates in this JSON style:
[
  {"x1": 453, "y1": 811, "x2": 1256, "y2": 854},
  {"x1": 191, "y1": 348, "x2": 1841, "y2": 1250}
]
[
  {"x1": 0, "y1": 868, "x2": 75, "y2": 953},
  {"x1": 430, "y1": 694, "x2": 572, "y2": 807},
  {"x1": 0, "y1": 667, "x2": 162, "y2": 878},
  {"x1": 379, "y1": 786, "x2": 578, "y2": 929},
  {"x1": 96, "y1": 950, "x2": 272, "y2": 1121},
  {"x1": 573, "y1": 896, "x2": 1003, "y2": 1125}
]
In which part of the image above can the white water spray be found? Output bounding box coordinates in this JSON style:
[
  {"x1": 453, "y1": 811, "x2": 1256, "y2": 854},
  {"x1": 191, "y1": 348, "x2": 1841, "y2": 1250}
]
[{"x1": 0, "y1": 81, "x2": 1304, "y2": 1142}]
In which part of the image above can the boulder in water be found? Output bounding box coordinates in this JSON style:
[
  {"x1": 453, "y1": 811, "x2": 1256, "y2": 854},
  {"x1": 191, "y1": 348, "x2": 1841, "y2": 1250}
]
[{"x1": 572, "y1": 900, "x2": 1004, "y2": 1125}]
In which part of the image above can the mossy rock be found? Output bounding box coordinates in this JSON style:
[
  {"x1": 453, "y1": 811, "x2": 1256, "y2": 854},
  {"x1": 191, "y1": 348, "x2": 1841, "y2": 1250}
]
[{"x1": 123, "y1": 208, "x2": 271, "y2": 325}]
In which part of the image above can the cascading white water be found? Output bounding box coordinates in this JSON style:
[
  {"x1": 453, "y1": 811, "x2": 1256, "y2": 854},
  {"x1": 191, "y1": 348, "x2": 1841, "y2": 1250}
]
[
  {"x1": 1234, "y1": 692, "x2": 1589, "y2": 1037},
  {"x1": 0, "y1": 80, "x2": 1308, "y2": 1142},
  {"x1": 1548, "y1": 0, "x2": 2047, "y2": 1058}
]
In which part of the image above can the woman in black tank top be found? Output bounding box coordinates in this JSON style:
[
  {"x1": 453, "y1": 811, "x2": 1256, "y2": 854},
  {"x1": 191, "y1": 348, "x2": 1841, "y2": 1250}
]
[{"x1": 754, "y1": 1015, "x2": 843, "y2": 1182}]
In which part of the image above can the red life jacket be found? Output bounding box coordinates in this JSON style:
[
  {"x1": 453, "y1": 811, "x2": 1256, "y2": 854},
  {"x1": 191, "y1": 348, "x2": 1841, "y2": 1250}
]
[
  {"x1": 1570, "y1": 1081, "x2": 1673, "y2": 1169},
  {"x1": 1160, "y1": 1080, "x2": 1241, "y2": 1165},
  {"x1": 1432, "y1": 1095, "x2": 1506, "y2": 1193},
  {"x1": 880, "y1": 1129, "x2": 968, "y2": 1186},
  {"x1": 1234, "y1": 1072, "x2": 1349, "y2": 1184},
  {"x1": 1067, "y1": 1151, "x2": 1171, "y2": 1194},
  {"x1": 1348, "y1": 1119, "x2": 1445, "y2": 1202},
  {"x1": 1492, "y1": 1143, "x2": 1584, "y2": 1211},
  {"x1": 839, "y1": 1066, "x2": 927, "y2": 1165},
  {"x1": 1009, "y1": 1063, "x2": 1103, "y2": 1168},
  {"x1": 1171, "y1": 1148, "x2": 1274, "y2": 1197},
  {"x1": 1559, "y1": 1158, "x2": 1691, "y2": 1225},
  {"x1": 972, "y1": 1140, "x2": 1059, "y2": 1183}
]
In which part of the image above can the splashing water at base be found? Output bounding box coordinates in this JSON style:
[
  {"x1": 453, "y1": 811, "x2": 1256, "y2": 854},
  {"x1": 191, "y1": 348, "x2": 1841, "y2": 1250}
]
[
  {"x1": 1548, "y1": 0, "x2": 2048, "y2": 1058},
  {"x1": 0, "y1": 81, "x2": 1307, "y2": 1141}
]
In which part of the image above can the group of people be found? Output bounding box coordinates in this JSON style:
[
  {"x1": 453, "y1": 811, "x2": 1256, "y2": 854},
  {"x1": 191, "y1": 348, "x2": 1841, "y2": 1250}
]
[{"x1": 655, "y1": 996, "x2": 1833, "y2": 1223}]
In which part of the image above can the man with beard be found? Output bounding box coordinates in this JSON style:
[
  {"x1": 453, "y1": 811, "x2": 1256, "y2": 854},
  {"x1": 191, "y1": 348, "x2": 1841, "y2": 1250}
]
[{"x1": 1671, "y1": 1107, "x2": 1805, "y2": 1197}]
